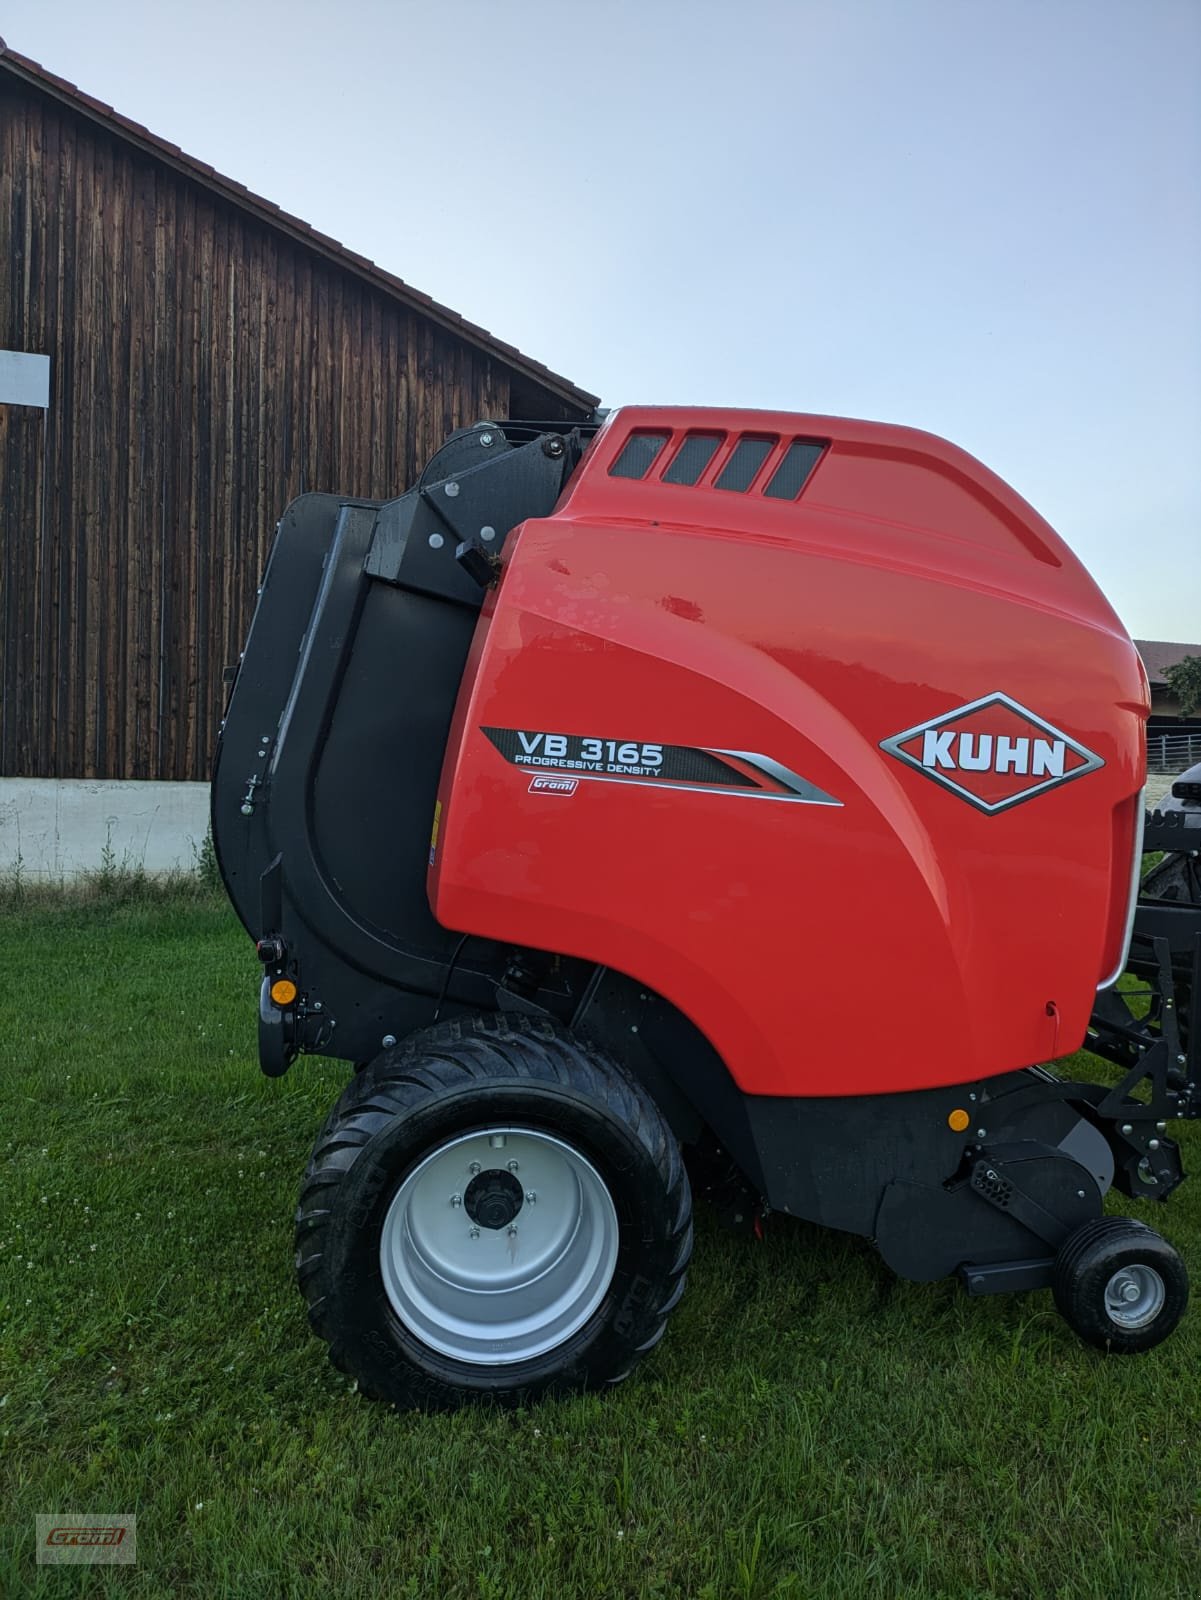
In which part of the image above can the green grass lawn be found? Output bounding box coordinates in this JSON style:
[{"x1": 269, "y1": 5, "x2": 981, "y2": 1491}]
[{"x1": 2, "y1": 886, "x2": 1199, "y2": 1599}]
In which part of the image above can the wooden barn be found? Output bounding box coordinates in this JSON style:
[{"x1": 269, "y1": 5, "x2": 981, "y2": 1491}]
[{"x1": 0, "y1": 41, "x2": 597, "y2": 785}]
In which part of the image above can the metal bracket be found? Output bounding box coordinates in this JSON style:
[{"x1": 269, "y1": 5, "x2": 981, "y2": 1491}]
[{"x1": 969, "y1": 1154, "x2": 1076, "y2": 1248}]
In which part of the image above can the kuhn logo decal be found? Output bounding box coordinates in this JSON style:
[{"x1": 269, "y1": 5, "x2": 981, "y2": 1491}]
[{"x1": 881, "y1": 693, "x2": 1104, "y2": 813}]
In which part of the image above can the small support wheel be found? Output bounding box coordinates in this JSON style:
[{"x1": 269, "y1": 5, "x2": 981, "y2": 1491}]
[{"x1": 1052, "y1": 1217, "x2": 1188, "y2": 1353}]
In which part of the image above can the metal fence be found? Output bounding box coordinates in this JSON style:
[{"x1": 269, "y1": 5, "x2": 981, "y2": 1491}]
[{"x1": 1147, "y1": 732, "x2": 1201, "y2": 774}]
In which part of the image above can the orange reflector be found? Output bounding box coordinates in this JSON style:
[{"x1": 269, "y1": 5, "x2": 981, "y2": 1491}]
[
  {"x1": 270, "y1": 979, "x2": 298, "y2": 1007},
  {"x1": 948, "y1": 1108, "x2": 970, "y2": 1133}
]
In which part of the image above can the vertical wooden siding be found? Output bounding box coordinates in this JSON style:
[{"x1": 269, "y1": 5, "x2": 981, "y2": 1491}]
[{"x1": 0, "y1": 82, "x2": 563, "y2": 780}]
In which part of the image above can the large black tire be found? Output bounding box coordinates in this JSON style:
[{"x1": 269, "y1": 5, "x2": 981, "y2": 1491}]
[
  {"x1": 295, "y1": 1014, "x2": 693, "y2": 1410},
  {"x1": 1052, "y1": 1216, "x2": 1188, "y2": 1353}
]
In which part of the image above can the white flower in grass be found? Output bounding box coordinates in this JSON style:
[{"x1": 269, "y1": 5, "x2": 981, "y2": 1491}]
[{"x1": 194, "y1": 1501, "x2": 204, "y2": 1511}]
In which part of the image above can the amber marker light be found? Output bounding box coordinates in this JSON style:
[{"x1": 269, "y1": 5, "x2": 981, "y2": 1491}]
[
  {"x1": 948, "y1": 1108, "x2": 970, "y2": 1133},
  {"x1": 270, "y1": 979, "x2": 298, "y2": 1007}
]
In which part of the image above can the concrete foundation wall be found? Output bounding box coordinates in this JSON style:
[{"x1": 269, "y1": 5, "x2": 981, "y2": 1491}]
[{"x1": 0, "y1": 780, "x2": 210, "y2": 880}]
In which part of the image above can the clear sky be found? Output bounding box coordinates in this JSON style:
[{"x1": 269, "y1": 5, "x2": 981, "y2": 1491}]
[{"x1": 6, "y1": 0, "x2": 1199, "y2": 639}]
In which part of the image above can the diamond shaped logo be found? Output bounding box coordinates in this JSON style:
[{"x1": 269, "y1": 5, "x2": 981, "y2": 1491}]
[{"x1": 881, "y1": 692, "x2": 1104, "y2": 814}]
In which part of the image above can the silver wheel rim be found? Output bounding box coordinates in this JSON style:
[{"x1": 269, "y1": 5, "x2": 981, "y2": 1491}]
[
  {"x1": 379, "y1": 1127, "x2": 620, "y2": 1365},
  {"x1": 1104, "y1": 1264, "x2": 1166, "y2": 1330}
]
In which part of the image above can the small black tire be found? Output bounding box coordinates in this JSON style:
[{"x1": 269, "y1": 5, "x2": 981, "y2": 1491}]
[
  {"x1": 1052, "y1": 1216, "x2": 1188, "y2": 1353},
  {"x1": 295, "y1": 1013, "x2": 693, "y2": 1410}
]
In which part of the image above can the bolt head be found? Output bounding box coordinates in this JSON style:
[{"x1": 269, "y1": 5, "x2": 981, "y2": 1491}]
[
  {"x1": 444, "y1": 480, "x2": 460, "y2": 497},
  {"x1": 1121, "y1": 1123, "x2": 1134, "y2": 1135},
  {"x1": 240, "y1": 803, "x2": 253, "y2": 816},
  {"x1": 469, "y1": 1226, "x2": 480, "y2": 1239},
  {"x1": 507, "y1": 1224, "x2": 518, "y2": 1237},
  {"x1": 507, "y1": 1159, "x2": 519, "y2": 1172},
  {"x1": 450, "y1": 1194, "x2": 462, "y2": 1207},
  {"x1": 525, "y1": 1190, "x2": 537, "y2": 1203},
  {"x1": 468, "y1": 1161, "x2": 481, "y2": 1175},
  {"x1": 381, "y1": 1034, "x2": 397, "y2": 1048},
  {"x1": 1149, "y1": 1139, "x2": 1161, "y2": 1150},
  {"x1": 479, "y1": 431, "x2": 494, "y2": 446},
  {"x1": 976, "y1": 1129, "x2": 987, "y2": 1140}
]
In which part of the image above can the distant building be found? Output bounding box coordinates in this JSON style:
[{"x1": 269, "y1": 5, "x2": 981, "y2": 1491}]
[
  {"x1": 0, "y1": 41, "x2": 597, "y2": 783},
  {"x1": 1135, "y1": 640, "x2": 1201, "y2": 724}
]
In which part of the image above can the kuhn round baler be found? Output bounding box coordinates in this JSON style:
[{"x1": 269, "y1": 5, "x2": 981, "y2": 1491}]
[{"x1": 212, "y1": 407, "x2": 1200, "y2": 1408}]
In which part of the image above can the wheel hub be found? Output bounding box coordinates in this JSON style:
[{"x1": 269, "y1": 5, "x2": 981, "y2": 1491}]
[
  {"x1": 1104, "y1": 1264, "x2": 1166, "y2": 1330},
  {"x1": 464, "y1": 1168, "x2": 524, "y2": 1230}
]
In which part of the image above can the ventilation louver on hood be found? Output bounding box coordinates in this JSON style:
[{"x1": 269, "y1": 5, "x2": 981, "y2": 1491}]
[{"x1": 608, "y1": 429, "x2": 827, "y2": 501}]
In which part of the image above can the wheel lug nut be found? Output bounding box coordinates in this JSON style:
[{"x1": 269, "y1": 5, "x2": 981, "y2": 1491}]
[
  {"x1": 508, "y1": 1224, "x2": 518, "y2": 1237},
  {"x1": 469, "y1": 1226, "x2": 480, "y2": 1239},
  {"x1": 525, "y1": 1190, "x2": 537, "y2": 1203},
  {"x1": 468, "y1": 1161, "x2": 481, "y2": 1175},
  {"x1": 450, "y1": 1194, "x2": 462, "y2": 1207},
  {"x1": 507, "y1": 1159, "x2": 519, "y2": 1172}
]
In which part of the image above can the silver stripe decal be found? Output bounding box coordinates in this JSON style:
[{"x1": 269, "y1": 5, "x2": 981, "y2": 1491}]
[
  {"x1": 709, "y1": 749, "x2": 842, "y2": 806},
  {"x1": 560, "y1": 772, "x2": 841, "y2": 804},
  {"x1": 1097, "y1": 790, "x2": 1146, "y2": 992}
]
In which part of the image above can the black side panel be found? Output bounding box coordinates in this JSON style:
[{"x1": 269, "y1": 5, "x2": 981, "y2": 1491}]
[
  {"x1": 211, "y1": 428, "x2": 596, "y2": 1069},
  {"x1": 311, "y1": 582, "x2": 475, "y2": 955},
  {"x1": 212, "y1": 493, "x2": 374, "y2": 937},
  {"x1": 214, "y1": 498, "x2": 497, "y2": 1064}
]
